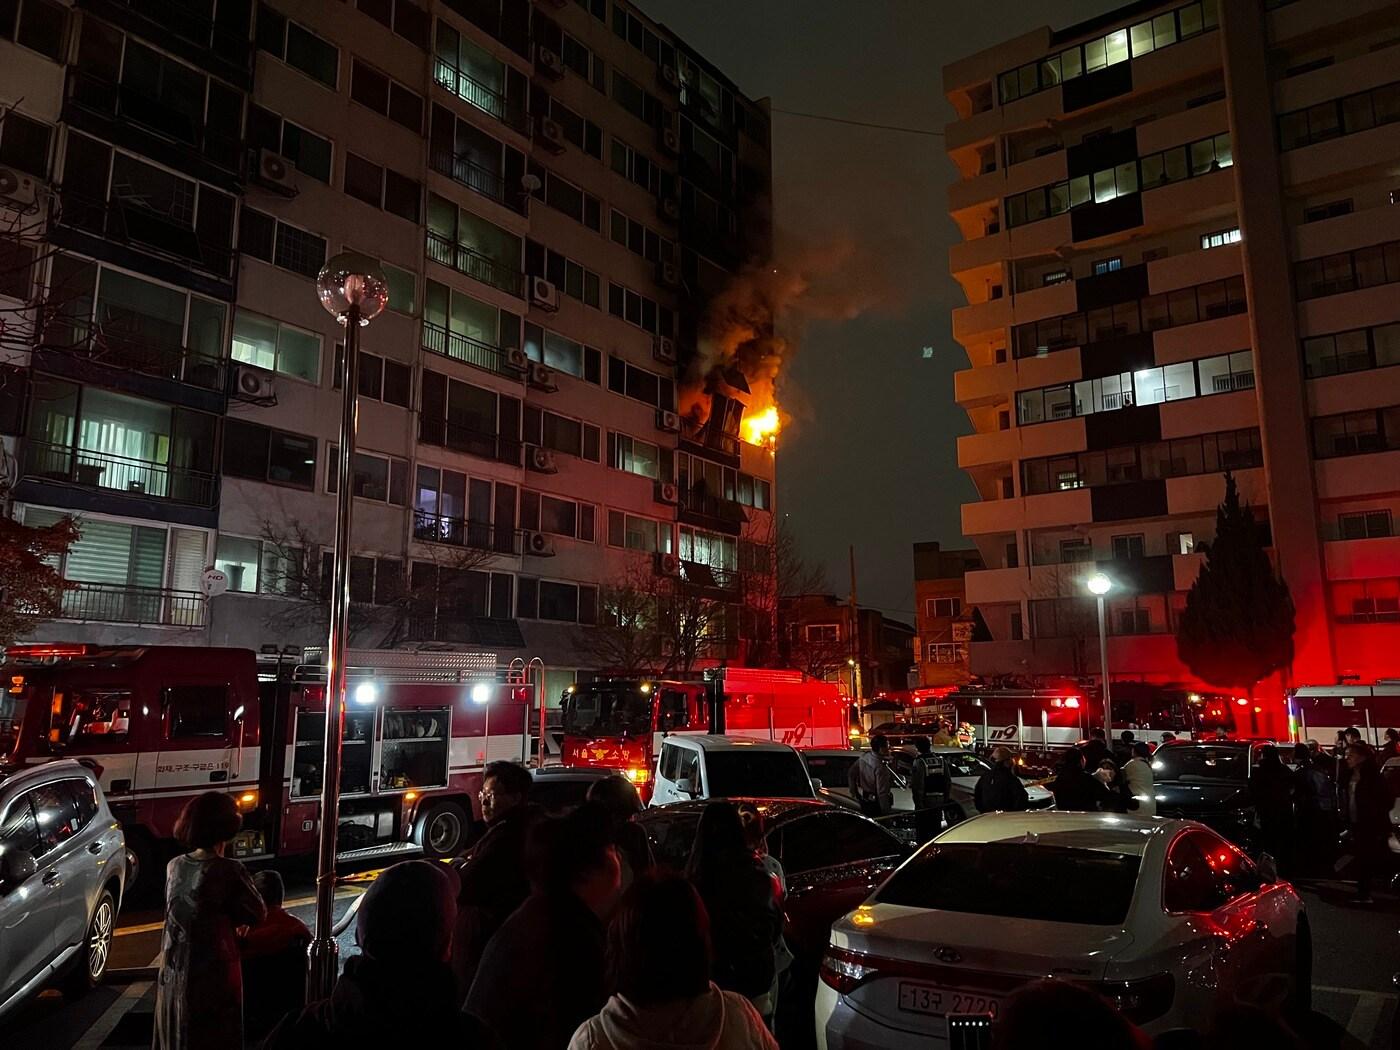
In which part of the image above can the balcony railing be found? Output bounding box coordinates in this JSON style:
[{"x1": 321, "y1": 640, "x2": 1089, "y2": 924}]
[
  {"x1": 412, "y1": 511, "x2": 521, "y2": 555},
  {"x1": 80, "y1": 0, "x2": 254, "y2": 80},
  {"x1": 678, "y1": 488, "x2": 748, "y2": 523},
  {"x1": 58, "y1": 193, "x2": 237, "y2": 282},
  {"x1": 432, "y1": 55, "x2": 530, "y2": 134},
  {"x1": 678, "y1": 560, "x2": 743, "y2": 595},
  {"x1": 60, "y1": 581, "x2": 205, "y2": 627},
  {"x1": 42, "y1": 313, "x2": 226, "y2": 391},
  {"x1": 421, "y1": 320, "x2": 508, "y2": 375},
  {"x1": 430, "y1": 148, "x2": 522, "y2": 212},
  {"x1": 680, "y1": 419, "x2": 741, "y2": 458},
  {"x1": 24, "y1": 441, "x2": 218, "y2": 507},
  {"x1": 425, "y1": 230, "x2": 523, "y2": 298},
  {"x1": 419, "y1": 418, "x2": 524, "y2": 467}
]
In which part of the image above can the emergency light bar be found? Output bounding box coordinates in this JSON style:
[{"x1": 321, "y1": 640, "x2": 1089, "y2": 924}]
[{"x1": 4, "y1": 644, "x2": 94, "y2": 660}]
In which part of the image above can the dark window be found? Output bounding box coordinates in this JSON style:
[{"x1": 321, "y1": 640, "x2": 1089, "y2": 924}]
[
  {"x1": 516, "y1": 575, "x2": 539, "y2": 618},
  {"x1": 0, "y1": 791, "x2": 41, "y2": 858},
  {"x1": 538, "y1": 580, "x2": 578, "y2": 621},
  {"x1": 67, "y1": 778, "x2": 98, "y2": 826},
  {"x1": 164, "y1": 685, "x2": 228, "y2": 738},
  {"x1": 383, "y1": 169, "x2": 421, "y2": 222},
  {"x1": 273, "y1": 223, "x2": 326, "y2": 278},
  {"x1": 383, "y1": 358, "x2": 411, "y2": 407},
  {"x1": 14, "y1": 0, "x2": 65, "y2": 62},
  {"x1": 350, "y1": 60, "x2": 390, "y2": 114},
  {"x1": 239, "y1": 207, "x2": 276, "y2": 262},
  {"x1": 28, "y1": 783, "x2": 79, "y2": 854},
  {"x1": 285, "y1": 19, "x2": 339, "y2": 87},
  {"x1": 1163, "y1": 833, "x2": 1221, "y2": 912},
  {"x1": 222, "y1": 418, "x2": 272, "y2": 479},
  {"x1": 0, "y1": 110, "x2": 50, "y2": 175},
  {"x1": 770, "y1": 812, "x2": 902, "y2": 874},
  {"x1": 703, "y1": 751, "x2": 815, "y2": 799},
  {"x1": 344, "y1": 152, "x2": 382, "y2": 207},
  {"x1": 268, "y1": 430, "x2": 316, "y2": 488}
]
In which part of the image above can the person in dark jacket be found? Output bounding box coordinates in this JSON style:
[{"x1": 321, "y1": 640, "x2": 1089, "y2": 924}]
[
  {"x1": 974, "y1": 747, "x2": 1029, "y2": 813},
  {"x1": 1342, "y1": 743, "x2": 1394, "y2": 904},
  {"x1": 908, "y1": 737, "x2": 943, "y2": 841},
  {"x1": 586, "y1": 774, "x2": 654, "y2": 890},
  {"x1": 685, "y1": 801, "x2": 785, "y2": 1006},
  {"x1": 466, "y1": 803, "x2": 622, "y2": 1050},
  {"x1": 450, "y1": 760, "x2": 542, "y2": 997},
  {"x1": 1382, "y1": 728, "x2": 1400, "y2": 764},
  {"x1": 1080, "y1": 728, "x2": 1111, "y2": 772},
  {"x1": 1249, "y1": 744, "x2": 1295, "y2": 871},
  {"x1": 1112, "y1": 730, "x2": 1136, "y2": 767},
  {"x1": 262, "y1": 860, "x2": 497, "y2": 1050},
  {"x1": 240, "y1": 870, "x2": 310, "y2": 1043},
  {"x1": 1292, "y1": 743, "x2": 1337, "y2": 877},
  {"x1": 1048, "y1": 749, "x2": 1110, "y2": 812}
]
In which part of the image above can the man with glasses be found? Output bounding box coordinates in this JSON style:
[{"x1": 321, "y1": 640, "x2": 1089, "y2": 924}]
[{"x1": 449, "y1": 760, "x2": 538, "y2": 1000}]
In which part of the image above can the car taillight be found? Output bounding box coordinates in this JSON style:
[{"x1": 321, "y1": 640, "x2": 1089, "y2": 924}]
[
  {"x1": 1089, "y1": 973, "x2": 1175, "y2": 1023},
  {"x1": 820, "y1": 946, "x2": 880, "y2": 995}
]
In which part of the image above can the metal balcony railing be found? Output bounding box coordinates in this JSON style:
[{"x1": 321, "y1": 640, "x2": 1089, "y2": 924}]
[
  {"x1": 81, "y1": 0, "x2": 254, "y2": 74},
  {"x1": 24, "y1": 441, "x2": 218, "y2": 507},
  {"x1": 678, "y1": 560, "x2": 743, "y2": 594},
  {"x1": 425, "y1": 230, "x2": 523, "y2": 297},
  {"x1": 42, "y1": 313, "x2": 226, "y2": 391},
  {"x1": 412, "y1": 511, "x2": 521, "y2": 555},
  {"x1": 58, "y1": 192, "x2": 237, "y2": 282},
  {"x1": 421, "y1": 320, "x2": 508, "y2": 375},
  {"x1": 432, "y1": 55, "x2": 530, "y2": 134},
  {"x1": 60, "y1": 581, "x2": 206, "y2": 627},
  {"x1": 429, "y1": 148, "x2": 523, "y2": 212},
  {"x1": 419, "y1": 417, "x2": 524, "y2": 467},
  {"x1": 678, "y1": 488, "x2": 748, "y2": 523}
]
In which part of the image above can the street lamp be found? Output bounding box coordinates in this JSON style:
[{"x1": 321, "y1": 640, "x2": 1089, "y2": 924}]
[
  {"x1": 308, "y1": 252, "x2": 387, "y2": 999},
  {"x1": 1085, "y1": 572, "x2": 1113, "y2": 744}
]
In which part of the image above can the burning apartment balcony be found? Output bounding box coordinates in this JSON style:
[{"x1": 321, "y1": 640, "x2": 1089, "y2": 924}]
[
  {"x1": 59, "y1": 580, "x2": 206, "y2": 628},
  {"x1": 412, "y1": 511, "x2": 521, "y2": 556}
]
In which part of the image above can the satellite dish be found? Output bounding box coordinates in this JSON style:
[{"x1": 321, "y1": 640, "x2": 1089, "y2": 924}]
[
  {"x1": 520, "y1": 174, "x2": 542, "y2": 193},
  {"x1": 200, "y1": 567, "x2": 229, "y2": 598}
]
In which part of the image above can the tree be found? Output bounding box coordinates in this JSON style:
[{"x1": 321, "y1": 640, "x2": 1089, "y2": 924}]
[
  {"x1": 1176, "y1": 472, "x2": 1295, "y2": 698},
  {"x1": 745, "y1": 517, "x2": 827, "y2": 669},
  {"x1": 0, "y1": 513, "x2": 78, "y2": 645}
]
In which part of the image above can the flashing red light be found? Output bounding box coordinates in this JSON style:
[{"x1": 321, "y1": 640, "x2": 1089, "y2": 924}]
[
  {"x1": 5, "y1": 644, "x2": 92, "y2": 659},
  {"x1": 1235, "y1": 697, "x2": 1249, "y2": 707},
  {"x1": 1064, "y1": 696, "x2": 1081, "y2": 710}
]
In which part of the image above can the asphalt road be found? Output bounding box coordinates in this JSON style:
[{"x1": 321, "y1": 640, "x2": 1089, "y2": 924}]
[{"x1": 2, "y1": 874, "x2": 1396, "y2": 1049}]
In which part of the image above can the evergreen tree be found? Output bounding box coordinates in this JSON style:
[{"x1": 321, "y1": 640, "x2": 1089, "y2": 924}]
[{"x1": 1176, "y1": 473, "x2": 1295, "y2": 696}]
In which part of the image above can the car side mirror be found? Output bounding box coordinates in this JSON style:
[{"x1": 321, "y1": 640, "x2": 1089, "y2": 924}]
[
  {"x1": 1258, "y1": 852, "x2": 1279, "y2": 885},
  {"x1": 811, "y1": 777, "x2": 824, "y2": 795},
  {"x1": 0, "y1": 847, "x2": 37, "y2": 894},
  {"x1": 675, "y1": 776, "x2": 698, "y2": 798}
]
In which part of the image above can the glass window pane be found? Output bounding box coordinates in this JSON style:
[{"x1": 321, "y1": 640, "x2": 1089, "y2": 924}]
[
  {"x1": 1130, "y1": 22, "x2": 1154, "y2": 57},
  {"x1": 1153, "y1": 13, "x2": 1177, "y2": 47},
  {"x1": 1373, "y1": 323, "x2": 1400, "y2": 368},
  {"x1": 1069, "y1": 175, "x2": 1092, "y2": 209},
  {"x1": 1093, "y1": 168, "x2": 1117, "y2": 203},
  {"x1": 214, "y1": 536, "x2": 260, "y2": 592},
  {"x1": 1179, "y1": 4, "x2": 1203, "y2": 37},
  {"x1": 1140, "y1": 154, "x2": 1165, "y2": 190},
  {"x1": 1105, "y1": 30, "x2": 1129, "y2": 66},
  {"x1": 1061, "y1": 48, "x2": 1082, "y2": 80},
  {"x1": 1084, "y1": 39, "x2": 1106, "y2": 72},
  {"x1": 1115, "y1": 161, "x2": 1137, "y2": 195},
  {"x1": 231, "y1": 312, "x2": 278, "y2": 370},
  {"x1": 1163, "y1": 362, "x2": 1197, "y2": 400},
  {"x1": 1163, "y1": 147, "x2": 1189, "y2": 182},
  {"x1": 277, "y1": 326, "x2": 320, "y2": 381}
]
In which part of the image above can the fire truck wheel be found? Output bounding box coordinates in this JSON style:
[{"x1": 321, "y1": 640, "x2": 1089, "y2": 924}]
[
  {"x1": 416, "y1": 801, "x2": 468, "y2": 858},
  {"x1": 66, "y1": 888, "x2": 116, "y2": 995}
]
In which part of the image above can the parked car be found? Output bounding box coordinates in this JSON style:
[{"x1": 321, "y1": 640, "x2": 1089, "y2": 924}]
[
  {"x1": 816, "y1": 811, "x2": 1309, "y2": 1049},
  {"x1": 528, "y1": 766, "x2": 624, "y2": 815},
  {"x1": 638, "y1": 798, "x2": 909, "y2": 1050},
  {"x1": 650, "y1": 735, "x2": 818, "y2": 806},
  {"x1": 1149, "y1": 740, "x2": 1267, "y2": 845},
  {"x1": 0, "y1": 760, "x2": 129, "y2": 1021}
]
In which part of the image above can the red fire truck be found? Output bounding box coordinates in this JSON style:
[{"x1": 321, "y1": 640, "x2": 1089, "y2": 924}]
[
  {"x1": 558, "y1": 667, "x2": 849, "y2": 799},
  {"x1": 1289, "y1": 683, "x2": 1400, "y2": 745},
  {"x1": 0, "y1": 644, "x2": 530, "y2": 887}
]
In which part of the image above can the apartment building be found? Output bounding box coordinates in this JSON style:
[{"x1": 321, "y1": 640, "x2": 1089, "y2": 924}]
[
  {"x1": 779, "y1": 593, "x2": 915, "y2": 698},
  {"x1": 0, "y1": 0, "x2": 775, "y2": 702},
  {"x1": 943, "y1": 0, "x2": 1400, "y2": 702},
  {"x1": 911, "y1": 540, "x2": 983, "y2": 688}
]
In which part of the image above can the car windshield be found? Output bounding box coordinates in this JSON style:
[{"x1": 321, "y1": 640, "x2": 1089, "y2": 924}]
[
  {"x1": 705, "y1": 750, "x2": 814, "y2": 798},
  {"x1": 805, "y1": 753, "x2": 859, "y2": 789},
  {"x1": 942, "y1": 752, "x2": 992, "y2": 778},
  {"x1": 562, "y1": 684, "x2": 653, "y2": 738},
  {"x1": 1151, "y1": 746, "x2": 1249, "y2": 782},
  {"x1": 876, "y1": 842, "x2": 1140, "y2": 925}
]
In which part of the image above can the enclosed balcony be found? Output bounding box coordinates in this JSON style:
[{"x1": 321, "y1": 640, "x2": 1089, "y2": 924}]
[
  {"x1": 76, "y1": 0, "x2": 254, "y2": 88},
  {"x1": 412, "y1": 511, "x2": 521, "y2": 555},
  {"x1": 425, "y1": 228, "x2": 523, "y2": 299}
]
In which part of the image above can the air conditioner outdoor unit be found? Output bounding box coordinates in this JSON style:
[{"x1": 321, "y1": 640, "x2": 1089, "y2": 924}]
[
  {"x1": 233, "y1": 364, "x2": 275, "y2": 401},
  {"x1": 537, "y1": 117, "x2": 566, "y2": 154},
  {"x1": 660, "y1": 127, "x2": 680, "y2": 155},
  {"x1": 0, "y1": 167, "x2": 38, "y2": 211},
  {"x1": 658, "y1": 64, "x2": 680, "y2": 92},
  {"x1": 505, "y1": 347, "x2": 530, "y2": 372},
  {"x1": 659, "y1": 196, "x2": 680, "y2": 222},
  {"x1": 253, "y1": 148, "x2": 296, "y2": 194},
  {"x1": 528, "y1": 361, "x2": 557, "y2": 391},
  {"x1": 530, "y1": 276, "x2": 560, "y2": 310},
  {"x1": 656, "y1": 409, "x2": 680, "y2": 433},
  {"x1": 652, "y1": 336, "x2": 676, "y2": 365},
  {"x1": 655, "y1": 552, "x2": 681, "y2": 577},
  {"x1": 536, "y1": 47, "x2": 565, "y2": 80},
  {"x1": 524, "y1": 530, "x2": 556, "y2": 557},
  {"x1": 654, "y1": 481, "x2": 679, "y2": 505},
  {"x1": 657, "y1": 262, "x2": 680, "y2": 289},
  {"x1": 529, "y1": 446, "x2": 558, "y2": 473}
]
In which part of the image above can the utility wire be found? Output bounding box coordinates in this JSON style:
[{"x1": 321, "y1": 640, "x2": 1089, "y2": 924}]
[{"x1": 770, "y1": 106, "x2": 945, "y2": 137}]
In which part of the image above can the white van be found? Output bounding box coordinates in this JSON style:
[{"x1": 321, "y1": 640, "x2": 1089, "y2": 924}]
[{"x1": 651, "y1": 735, "x2": 819, "y2": 806}]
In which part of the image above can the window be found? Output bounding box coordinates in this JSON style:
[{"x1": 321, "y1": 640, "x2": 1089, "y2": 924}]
[
  {"x1": 418, "y1": 368, "x2": 522, "y2": 463},
  {"x1": 343, "y1": 152, "x2": 420, "y2": 222},
  {"x1": 806, "y1": 623, "x2": 840, "y2": 643},
  {"x1": 2, "y1": 0, "x2": 66, "y2": 62},
  {"x1": 1200, "y1": 227, "x2": 1241, "y2": 250},
  {"x1": 327, "y1": 447, "x2": 408, "y2": 505},
  {"x1": 520, "y1": 324, "x2": 601, "y2": 383},
  {"x1": 543, "y1": 96, "x2": 603, "y2": 156},
  {"x1": 231, "y1": 311, "x2": 321, "y2": 382},
  {"x1": 1332, "y1": 578, "x2": 1400, "y2": 623},
  {"x1": 28, "y1": 784, "x2": 79, "y2": 855},
  {"x1": 613, "y1": 5, "x2": 676, "y2": 68},
  {"x1": 221, "y1": 418, "x2": 317, "y2": 489},
  {"x1": 0, "y1": 109, "x2": 50, "y2": 176},
  {"x1": 517, "y1": 577, "x2": 598, "y2": 623},
  {"x1": 1042, "y1": 269, "x2": 1069, "y2": 286},
  {"x1": 607, "y1": 357, "x2": 676, "y2": 410},
  {"x1": 520, "y1": 490, "x2": 595, "y2": 541},
  {"x1": 611, "y1": 209, "x2": 674, "y2": 264},
  {"x1": 381, "y1": 262, "x2": 416, "y2": 314},
  {"x1": 608, "y1": 432, "x2": 669, "y2": 480},
  {"x1": 240, "y1": 208, "x2": 327, "y2": 279},
  {"x1": 736, "y1": 473, "x2": 770, "y2": 510},
  {"x1": 333, "y1": 346, "x2": 412, "y2": 407},
  {"x1": 927, "y1": 597, "x2": 962, "y2": 619},
  {"x1": 247, "y1": 106, "x2": 333, "y2": 182},
  {"x1": 610, "y1": 137, "x2": 661, "y2": 194},
  {"x1": 1303, "y1": 199, "x2": 1352, "y2": 223},
  {"x1": 530, "y1": 168, "x2": 602, "y2": 232},
  {"x1": 1112, "y1": 534, "x2": 1146, "y2": 560},
  {"x1": 523, "y1": 406, "x2": 600, "y2": 462},
  {"x1": 323, "y1": 552, "x2": 404, "y2": 606},
  {"x1": 1338, "y1": 511, "x2": 1393, "y2": 540},
  {"x1": 1279, "y1": 78, "x2": 1400, "y2": 151},
  {"x1": 607, "y1": 282, "x2": 674, "y2": 337},
  {"x1": 679, "y1": 526, "x2": 737, "y2": 570},
  {"x1": 927, "y1": 642, "x2": 966, "y2": 663},
  {"x1": 611, "y1": 69, "x2": 664, "y2": 127},
  {"x1": 1093, "y1": 257, "x2": 1122, "y2": 276},
  {"x1": 606, "y1": 510, "x2": 673, "y2": 553},
  {"x1": 164, "y1": 685, "x2": 228, "y2": 738},
  {"x1": 524, "y1": 243, "x2": 601, "y2": 309},
  {"x1": 1060, "y1": 539, "x2": 1093, "y2": 563},
  {"x1": 355, "y1": 0, "x2": 429, "y2": 50},
  {"x1": 350, "y1": 59, "x2": 424, "y2": 132},
  {"x1": 257, "y1": 4, "x2": 339, "y2": 87},
  {"x1": 1295, "y1": 238, "x2": 1400, "y2": 300},
  {"x1": 1312, "y1": 408, "x2": 1395, "y2": 459}
]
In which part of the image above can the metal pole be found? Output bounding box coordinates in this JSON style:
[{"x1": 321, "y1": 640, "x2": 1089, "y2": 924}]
[
  {"x1": 308, "y1": 302, "x2": 361, "y2": 999},
  {"x1": 1097, "y1": 594, "x2": 1112, "y2": 744},
  {"x1": 484, "y1": 695, "x2": 492, "y2": 764}
]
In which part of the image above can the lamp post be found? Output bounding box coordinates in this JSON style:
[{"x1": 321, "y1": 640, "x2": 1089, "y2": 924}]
[
  {"x1": 1086, "y1": 572, "x2": 1114, "y2": 744},
  {"x1": 308, "y1": 253, "x2": 387, "y2": 998}
]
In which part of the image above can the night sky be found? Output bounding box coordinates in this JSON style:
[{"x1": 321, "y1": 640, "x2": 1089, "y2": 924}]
[{"x1": 643, "y1": 0, "x2": 1108, "y2": 621}]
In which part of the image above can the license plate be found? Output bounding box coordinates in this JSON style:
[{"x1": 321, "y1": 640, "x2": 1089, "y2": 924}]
[{"x1": 897, "y1": 981, "x2": 1001, "y2": 1018}]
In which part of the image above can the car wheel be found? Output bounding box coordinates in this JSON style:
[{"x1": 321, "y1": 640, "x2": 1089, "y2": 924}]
[
  {"x1": 416, "y1": 801, "x2": 468, "y2": 858},
  {"x1": 65, "y1": 889, "x2": 115, "y2": 995}
]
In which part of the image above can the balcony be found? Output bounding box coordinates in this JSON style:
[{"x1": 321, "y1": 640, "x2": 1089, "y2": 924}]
[
  {"x1": 23, "y1": 441, "x2": 218, "y2": 508},
  {"x1": 76, "y1": 0, "x2": 254, "y2": 88},
  {"x1": 678, "y1": 488, "x2": 747, "y2": 535},
  {"x1": 680, "y1": 419, "x2": 741, "y2": 462},
  {"x1": 425, "y1": 230, "x2": 523, "y2": 298},
  {"x1": 64, "y1": 70, "x2": 243, "y2": 188},
  {"x1": 37, "y1": 316, "x2": 226, "y2": 409},
  {"x1": 59, "y1": 581, "x2": 205, "y2": 628},
  {"x1": 678, "y1": 560, "x2": 743, "y2": 597},
  {"x1": 430, "y1": 148, "x2": 524, "y2": 214},
  {"x1": 420, "y1": 418, "x2": 524, "y2": 467},
  {"x1": 432, "y1": 54, "x2": 529, "y2": 136},
  {"x1": 412, "y1": 511, "x2": 521, "y2": 555},
  {"x1": 421, "y1": 321, "x2": 510, "y2": 376}
]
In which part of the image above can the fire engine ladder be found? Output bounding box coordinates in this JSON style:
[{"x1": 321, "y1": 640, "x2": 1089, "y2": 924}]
[{"x1": 289, "y1": 648, "x2": 499, "y2": 683}]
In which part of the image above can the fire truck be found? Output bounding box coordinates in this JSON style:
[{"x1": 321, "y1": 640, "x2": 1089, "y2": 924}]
[
  {"x1": 0, "y1": 644, "x2": 530, "y2": 887},
  {"x1": 558, "y1": 667, "x2": 848, "y2": 799},
  {"x1": 1288, "y1": 683, "x2": 1400, "y2": 745}
]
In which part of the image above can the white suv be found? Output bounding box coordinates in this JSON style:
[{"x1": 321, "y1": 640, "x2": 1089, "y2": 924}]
[
  {"x1": 0, "y1": 760, "x2": 128, "y2": 1021},
  {"x1": 651, "y1": 735, "x2": 819, "y2": 806}
]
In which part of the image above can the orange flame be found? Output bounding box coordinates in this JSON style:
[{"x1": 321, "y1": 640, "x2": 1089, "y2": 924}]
[{"x1": 741, "y1": 404, "x2": 781, "y2": 449}]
